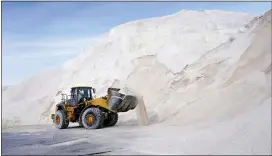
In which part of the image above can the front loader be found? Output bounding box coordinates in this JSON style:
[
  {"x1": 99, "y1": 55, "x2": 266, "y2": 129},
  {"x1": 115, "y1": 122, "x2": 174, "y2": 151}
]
[{"x1": 51, "y1": 86, "x2": 137, "y2": 129}]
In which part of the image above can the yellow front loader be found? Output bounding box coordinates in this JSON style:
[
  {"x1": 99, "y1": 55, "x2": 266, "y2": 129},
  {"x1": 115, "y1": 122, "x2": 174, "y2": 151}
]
[{"x1": 51, "y1": 86, "x2": 137, "y2": 129}]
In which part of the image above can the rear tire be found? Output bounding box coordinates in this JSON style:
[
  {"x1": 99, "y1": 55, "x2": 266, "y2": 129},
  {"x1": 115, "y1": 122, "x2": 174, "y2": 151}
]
[
  {"x1": 81, "y1": 107, "x2": 104, "y2": 129},
  {"x1": 54, "y1": 110, "x2": 69, "y2": 129},
  {"x1": 78, "y1": 113, "x2": 83, "y2": 127},
  {"x1": 104, "y1": 112, "x2": 118, "y2": 127},
  {"x1": 78, "y1": 120, "x2": 83, "y2": 127}
]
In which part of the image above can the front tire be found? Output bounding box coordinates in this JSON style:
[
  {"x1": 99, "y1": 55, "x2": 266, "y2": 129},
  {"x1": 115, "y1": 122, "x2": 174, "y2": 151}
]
[
  {"x1": 54, "y1": 110, "x2": 69, "y2": 129},
  {"x1": 81, "y1": 107, "x2": 104, "y2": 129},
  {"x1": 104, "y1": 112, "x2": 118, "y2": 127}
]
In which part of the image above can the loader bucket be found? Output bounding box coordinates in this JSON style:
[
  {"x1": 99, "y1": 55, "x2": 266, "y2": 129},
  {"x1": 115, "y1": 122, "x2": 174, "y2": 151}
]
[{"x1": 107, "y1": 89, "x2": 137, "y2": 112}]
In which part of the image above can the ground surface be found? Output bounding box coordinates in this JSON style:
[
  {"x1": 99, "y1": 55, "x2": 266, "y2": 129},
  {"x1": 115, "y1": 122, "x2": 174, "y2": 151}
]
[
  {"x1": 2, "y1": 100, "x2": 271, "y2": 155},
  {"x1": 2, "y1": 123, "x2": 145, "y2": 155}
]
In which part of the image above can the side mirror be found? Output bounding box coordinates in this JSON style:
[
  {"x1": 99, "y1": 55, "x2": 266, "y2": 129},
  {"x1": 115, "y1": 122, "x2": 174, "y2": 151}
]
[{"x1": 93, "y1": 88, "x2": 96, "y2": 94}]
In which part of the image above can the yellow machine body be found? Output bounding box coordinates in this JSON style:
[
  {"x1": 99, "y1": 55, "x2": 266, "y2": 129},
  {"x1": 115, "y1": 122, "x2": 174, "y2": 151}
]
[{"x1": 50, "y1": 86, "x2": 136, "y2": 129}]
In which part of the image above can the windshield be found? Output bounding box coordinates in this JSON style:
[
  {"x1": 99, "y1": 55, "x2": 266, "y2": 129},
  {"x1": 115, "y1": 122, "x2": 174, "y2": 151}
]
[{"x1": 77, "y1": 87, "x2": 92, "y2": 99}]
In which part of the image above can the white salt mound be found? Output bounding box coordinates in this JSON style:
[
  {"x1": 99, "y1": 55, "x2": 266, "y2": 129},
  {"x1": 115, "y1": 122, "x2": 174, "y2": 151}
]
[{"x1": 2, "y1": 9, "x2": 271, "y2": 132}]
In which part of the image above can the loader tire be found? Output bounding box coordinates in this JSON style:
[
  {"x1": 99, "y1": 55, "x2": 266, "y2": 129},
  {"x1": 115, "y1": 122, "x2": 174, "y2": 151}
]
[
  {"x1": 78, "y1": 120, "x2": 83, "y2": 127},
  {"x1": 104, "y1": 112, "x2": 118, "y2": 127},
  {"x1": 54, "y1": 110, "x2": 69, "y2": 129},
  {"x1": 78, "y1": 113, "x2": 84, "y2": 127},
  {"x1": 81, "y1": 107, "x2": 104, "y2": 129}
]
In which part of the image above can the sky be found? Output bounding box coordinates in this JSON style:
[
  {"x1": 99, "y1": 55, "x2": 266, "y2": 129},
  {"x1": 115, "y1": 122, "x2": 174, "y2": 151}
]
[{"x1": 2, "y1": 2, "x2": 271, "y2": 86}]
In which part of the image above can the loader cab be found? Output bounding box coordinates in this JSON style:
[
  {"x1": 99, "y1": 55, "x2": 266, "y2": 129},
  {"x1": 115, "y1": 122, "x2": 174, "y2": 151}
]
[{"x1": 70, "y1": 86, "x2": 96, "y2": 105}]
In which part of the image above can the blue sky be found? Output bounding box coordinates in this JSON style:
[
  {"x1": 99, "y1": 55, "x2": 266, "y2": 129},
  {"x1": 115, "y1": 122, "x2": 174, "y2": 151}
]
[{"x1": 2, "y1": 2, "x2": 271, "y2": 86}]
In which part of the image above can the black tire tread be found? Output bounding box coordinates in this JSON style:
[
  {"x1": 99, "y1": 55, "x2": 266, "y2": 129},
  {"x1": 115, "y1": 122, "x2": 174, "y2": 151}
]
[
  {"x1": 54, "y1": 110, "x2": 69, "y2": 129},
  {"x1": 78, "y1": 112, "x2": 84, "y2": 127},
  {"x1": 81, "y1": 107, "x2": 104, "y2": 129},
  {"x1": 104, "y1": 112, "x2": 118, "y2": 127},
  {"x1": 78, "y1": 119, "x2": 83, "y2": 127}
]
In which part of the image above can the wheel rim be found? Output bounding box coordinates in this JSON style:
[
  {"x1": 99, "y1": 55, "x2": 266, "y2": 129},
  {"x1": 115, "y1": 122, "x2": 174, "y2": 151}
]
[
  {"x1": 86, "y1": 114, "x2": 95, "y2": 125},
  {"x1": 55, "y1": 115, "x2": 60, "y2": 125}
]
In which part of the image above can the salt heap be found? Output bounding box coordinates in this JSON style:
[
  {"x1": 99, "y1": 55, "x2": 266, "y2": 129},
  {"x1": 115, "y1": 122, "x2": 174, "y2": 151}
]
[{"x1": 2, "y1": 9, "x2": 271, "y2": 128}]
